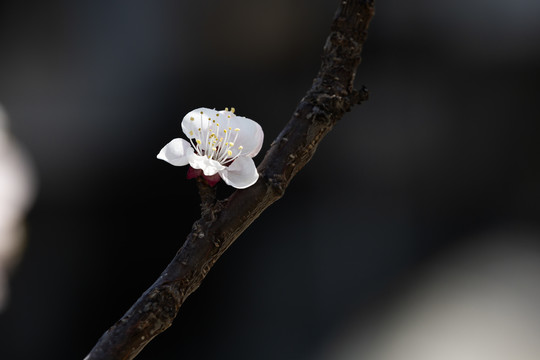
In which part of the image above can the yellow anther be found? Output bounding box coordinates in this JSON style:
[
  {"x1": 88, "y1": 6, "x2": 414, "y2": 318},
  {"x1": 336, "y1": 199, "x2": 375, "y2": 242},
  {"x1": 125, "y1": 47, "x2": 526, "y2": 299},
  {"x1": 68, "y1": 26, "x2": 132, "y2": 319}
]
[
  {"x1": 234, "y1": 128, "x2": 240, "y2": 131},
  {"x1": 216, "y1": 123, "x2": 219, "y2": 126},
  {"x1": 238, "y1": 146, "x2": 243, "y2": 150},
  {"x1": 212, "y1": 147, "x2": 217, "y2": 151},
  {"x1": 223, "y1": 129, "x2": 227, "y2": 133},
  {"x1": 231, "y1": 107, "x2": 235, "y2": 113},
  {"x1": 190, "y1": 117, "x2": 194, "y2": 121},
  {"x1": 200, "y1": 111, "x2": 203, "y2": 114},
  {"x1": 227, "y1": 150, "x2": 232, "y2": 156},
  {"x1": 196, "y1": 139, "x2": 202, "y2": 144},
  {"x1": 228, "y1": 115, "x2": 231, "y2": 118},
  {"x1": 189, "y1": 130, "x2": 193, "y2": 136},
  {"x1": 216, "y1": 113, "x2": 219, "y2": 117},
  {"x1": 229, "y1": 142, "x2": 234, "y2": 146},
  {"x1": 225, "y1": 107, "x2": 229, "y2": 111}
]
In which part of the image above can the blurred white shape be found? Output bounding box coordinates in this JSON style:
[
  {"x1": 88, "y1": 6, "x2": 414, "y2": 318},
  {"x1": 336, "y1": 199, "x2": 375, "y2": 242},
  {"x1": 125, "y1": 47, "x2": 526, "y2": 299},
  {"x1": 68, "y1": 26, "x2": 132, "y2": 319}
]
[
  {"x1": 0, "y1": 104, "x2": 35, "y2": 310},
  {"x1": 321, "y1": 231, "x2": 540, "y2": 360}
]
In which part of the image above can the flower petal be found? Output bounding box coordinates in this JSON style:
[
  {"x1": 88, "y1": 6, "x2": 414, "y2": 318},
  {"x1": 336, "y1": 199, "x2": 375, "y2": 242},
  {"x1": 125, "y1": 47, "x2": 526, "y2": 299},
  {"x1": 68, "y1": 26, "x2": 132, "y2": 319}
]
[
  {"x1": 181, "y1": 107, "x2": 217, "y2": 151},
  {"x1": 189, "y1": 154, "x2": 226, "y2": 176},
  {"x1": 181, "y1": 108, "x2": 264, "y2": 158},
  {"x1": 157, "y1": 138, "x2": 194, "y2": 166},
  {"x1": 219, "y1": 156, "x2": 259, "y2": 189},
  {"x1": 218, "y1": 111, "x2": 264, "y2": 157}
]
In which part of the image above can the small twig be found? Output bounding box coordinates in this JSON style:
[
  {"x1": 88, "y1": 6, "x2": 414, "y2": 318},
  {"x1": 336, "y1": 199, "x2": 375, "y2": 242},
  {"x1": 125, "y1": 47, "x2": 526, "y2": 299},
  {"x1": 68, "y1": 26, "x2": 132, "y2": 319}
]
[{"x1": 85, "y1": 1, "x2": 375, "y2": 359}]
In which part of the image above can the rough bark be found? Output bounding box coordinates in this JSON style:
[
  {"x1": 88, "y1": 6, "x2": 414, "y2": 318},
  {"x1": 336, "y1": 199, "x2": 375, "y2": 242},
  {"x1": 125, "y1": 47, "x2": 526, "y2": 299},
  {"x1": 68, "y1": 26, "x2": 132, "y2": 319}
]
[{"x1": 85, "y1": 1, "x2": 375, "y2": 359}]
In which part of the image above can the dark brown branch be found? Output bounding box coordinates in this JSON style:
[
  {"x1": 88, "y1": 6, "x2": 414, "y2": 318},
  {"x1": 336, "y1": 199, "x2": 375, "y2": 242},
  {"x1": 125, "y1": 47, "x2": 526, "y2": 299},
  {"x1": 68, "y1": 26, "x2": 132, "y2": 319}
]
[
  {"x1": 85, "y1": 1, "x2": 375, "y2": 359},
  {"x1": 196, "y1": 178, "x2": 217, "y2": 215}
]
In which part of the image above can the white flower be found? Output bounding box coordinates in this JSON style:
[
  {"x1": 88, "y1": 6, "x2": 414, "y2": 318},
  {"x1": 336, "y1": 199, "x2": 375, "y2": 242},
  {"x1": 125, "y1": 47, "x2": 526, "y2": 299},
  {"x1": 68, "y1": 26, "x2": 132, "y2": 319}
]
[{"x1": 157, "y1": 107, "x2": 264, "y2": 189}]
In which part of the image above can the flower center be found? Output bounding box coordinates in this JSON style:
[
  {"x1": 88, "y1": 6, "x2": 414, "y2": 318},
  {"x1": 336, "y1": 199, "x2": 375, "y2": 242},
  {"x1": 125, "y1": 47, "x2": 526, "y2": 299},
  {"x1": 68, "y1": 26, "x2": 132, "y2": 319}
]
[{"x1": 188, "y1": 110, "x2": 244, "y2": 165}]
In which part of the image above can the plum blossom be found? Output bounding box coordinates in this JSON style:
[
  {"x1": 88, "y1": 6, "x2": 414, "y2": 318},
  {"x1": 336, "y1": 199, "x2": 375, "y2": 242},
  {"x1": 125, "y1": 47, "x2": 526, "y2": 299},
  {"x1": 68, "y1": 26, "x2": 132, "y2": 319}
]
[{"x1": 157, "y1": 107, "x2": 263, "y2": 189}]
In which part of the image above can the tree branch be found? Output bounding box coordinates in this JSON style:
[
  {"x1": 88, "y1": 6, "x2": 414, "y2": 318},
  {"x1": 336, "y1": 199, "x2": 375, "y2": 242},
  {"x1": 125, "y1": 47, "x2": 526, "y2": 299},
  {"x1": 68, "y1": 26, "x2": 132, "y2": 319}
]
[{"x1": 85, "y1": 1, "x2": 375, "y2": 359}]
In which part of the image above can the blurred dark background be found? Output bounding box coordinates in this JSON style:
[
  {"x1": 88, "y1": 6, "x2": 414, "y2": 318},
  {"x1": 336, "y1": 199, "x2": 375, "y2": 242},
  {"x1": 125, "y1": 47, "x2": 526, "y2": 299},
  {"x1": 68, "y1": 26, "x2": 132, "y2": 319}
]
[{"x1": 0, "y1": 0, "x2": 539, "y2": 359}]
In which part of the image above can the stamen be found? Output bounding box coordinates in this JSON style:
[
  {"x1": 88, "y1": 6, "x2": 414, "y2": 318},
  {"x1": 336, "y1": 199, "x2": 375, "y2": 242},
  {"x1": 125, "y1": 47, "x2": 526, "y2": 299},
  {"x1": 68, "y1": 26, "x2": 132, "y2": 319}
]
[
  {"x1": 188, "y1": 137, "x2": 199, "y2": 155},
  {"x1": 230, "y1": 130, "x2": 240, "y2": 149},
  {"x1": 225, "y1": 143, "x2": 245, "y2": 163},
  {"x1": 204, "y1": 126, "x2": 212, "y2": 154}
]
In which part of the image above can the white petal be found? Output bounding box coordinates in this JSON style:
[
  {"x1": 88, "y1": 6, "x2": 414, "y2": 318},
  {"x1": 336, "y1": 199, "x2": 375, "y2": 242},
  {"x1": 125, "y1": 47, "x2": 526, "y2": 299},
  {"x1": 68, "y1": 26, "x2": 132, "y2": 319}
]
[
  {"x1": 181, "y1": 108, "x2": 217, "y2": 151},
  {"x1": 219, "y1": 156, "x2": 259, "y2": 189},
  {"x1": 189, "y1": 154, "x2": 225, "y2": 176},
  {"x1": 181, "y1": 108, "x2": 264, "y2": 158},
  {"x1": 219, "y1": 113, "x2": 264, "y2": 157},
  {"x1": 157, "y1": 138, "x2": 194, "y2": 166}
]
